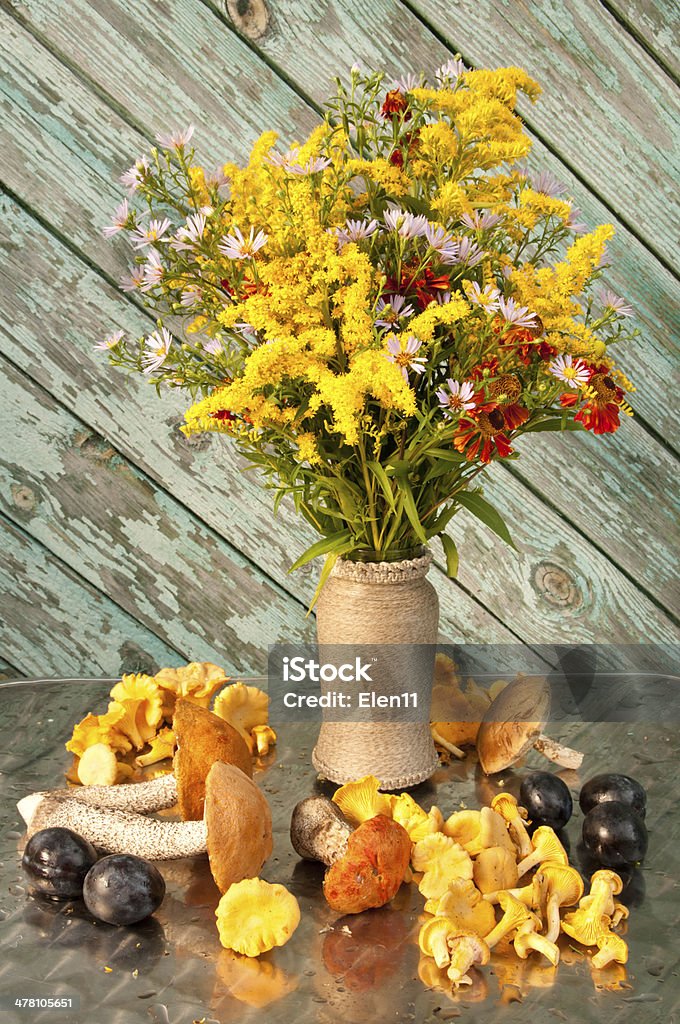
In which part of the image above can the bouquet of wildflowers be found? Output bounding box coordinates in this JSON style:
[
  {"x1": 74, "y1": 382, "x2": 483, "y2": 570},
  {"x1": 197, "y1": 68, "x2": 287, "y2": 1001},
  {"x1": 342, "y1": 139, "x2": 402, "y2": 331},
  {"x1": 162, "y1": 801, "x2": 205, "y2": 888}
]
[{"x1": 101, "y1": 61, "x2": 637, "y2": 592}]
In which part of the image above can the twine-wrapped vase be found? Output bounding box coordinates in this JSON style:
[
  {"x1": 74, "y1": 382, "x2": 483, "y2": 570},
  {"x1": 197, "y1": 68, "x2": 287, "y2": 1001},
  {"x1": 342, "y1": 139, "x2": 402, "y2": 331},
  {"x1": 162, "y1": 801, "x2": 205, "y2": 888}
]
[{"x1": 313, "y1": 550, "x2": 440, "y2": 790}]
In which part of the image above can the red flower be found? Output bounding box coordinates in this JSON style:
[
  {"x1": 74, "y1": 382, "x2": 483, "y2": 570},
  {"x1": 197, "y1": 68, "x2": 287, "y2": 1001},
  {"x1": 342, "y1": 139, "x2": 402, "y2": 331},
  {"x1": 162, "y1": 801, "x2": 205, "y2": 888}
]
[
  {"x1": 388, "y1": 130, "x2": 420, "y2": 167},
  {"x1": 381, "y1": 89, "x2": 411, "y2": 119},
  {"x1": 573, "y1": 371, "x2": 623, "y2": 434},
  {"x1": 467, "y1": 357, "x2": 500, "y2": 381},
  {"x1": 387, "y1": 263, "x2": 450, "y2": 309},
  {"x1": 501, "y1": 403, "x2": 529, "y2": 430},
  {"x1": 560, "y1": 392, "x2": 579, "y2": 407},
  {"x1": 574, "y1": 402, "x2": 621, "y2": 434},
  {"x1": 211, "y1": 409, "x2": 236, "y2": 422},
  {"x1": 454, "y1": 408, "x2": 514, "y2": 464}
]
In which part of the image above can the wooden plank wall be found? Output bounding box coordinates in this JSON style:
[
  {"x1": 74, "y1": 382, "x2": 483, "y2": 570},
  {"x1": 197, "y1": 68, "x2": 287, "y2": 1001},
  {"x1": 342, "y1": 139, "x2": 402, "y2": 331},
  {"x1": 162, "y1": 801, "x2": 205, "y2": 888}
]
[{"x1": 1, "y1": 0, "x2": 678, "y2": 679}]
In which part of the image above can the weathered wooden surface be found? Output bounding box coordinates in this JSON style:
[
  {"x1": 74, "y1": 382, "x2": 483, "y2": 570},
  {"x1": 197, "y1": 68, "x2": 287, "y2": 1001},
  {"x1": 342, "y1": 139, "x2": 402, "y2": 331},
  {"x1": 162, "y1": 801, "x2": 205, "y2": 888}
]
[
  {"x1": 0, "y1": 514, "x2": 181, "y2": 677},
  {"x1": 0, "y1": 0, "x2": 678, "y2": 677}
]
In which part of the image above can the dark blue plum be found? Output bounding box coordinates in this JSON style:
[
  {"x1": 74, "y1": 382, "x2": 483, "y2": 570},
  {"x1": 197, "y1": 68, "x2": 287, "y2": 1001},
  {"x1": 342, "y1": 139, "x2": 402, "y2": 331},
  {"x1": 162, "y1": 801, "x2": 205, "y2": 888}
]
[
  {"x1": 579, "y1": 773, "x2": 646, "y2": 819},
  {"x1": 22, "y1": 827, "x2": 98, "y2": 900},
  {"x1": 582, "y1": 801, "x2": 648, "y2": 868},
  {"x1": 519, "y1": 772, "x2": 573, "y2": 831},
  {"x1": 83, "y1": 854, "x2": 165, "y2": 926}
]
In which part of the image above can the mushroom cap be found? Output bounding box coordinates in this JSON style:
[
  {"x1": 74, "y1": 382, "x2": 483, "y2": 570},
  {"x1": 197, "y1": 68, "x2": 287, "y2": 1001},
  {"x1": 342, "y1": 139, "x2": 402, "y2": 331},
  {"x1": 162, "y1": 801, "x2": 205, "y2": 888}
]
[
  {"x1": 213, "y1": 682, "x2": 269, "y2": 746},
  {"x1": 418, "y1": 843, "x2": 474, "y2": 901},
  {"x1": 431, "y1": 879, "x2": 497, "y2": 938},
  {"x1": 590, "y1": 869, "x2": 624, "y2": 897},
  {"x1": 476, "y1": 676, "x2": 551, "y2": 774},
  {"x1": 536, "y1": 863, "x2": 584, "y2": 907},
  {"x1": 205, "y1": 761, "x2": 273, "y2": 893},
  {"x1": 173, "y1": 699, "x2": 252, "y2": 820},
  {"x1": 332, "y1": 775, "x2": 391, "y2": 827},
  {"x1": 592, "y1": 931, "x2": 628, "y2": 968},
  {"x1": 473, "y1": 846, "x2": 519, "y2": 895},
  {"x1": 215, "y1": 877, "x2": 300, "y2": 957},
  {"x1": 323, "y1": 814, "x2": 411, "y2": 914}
]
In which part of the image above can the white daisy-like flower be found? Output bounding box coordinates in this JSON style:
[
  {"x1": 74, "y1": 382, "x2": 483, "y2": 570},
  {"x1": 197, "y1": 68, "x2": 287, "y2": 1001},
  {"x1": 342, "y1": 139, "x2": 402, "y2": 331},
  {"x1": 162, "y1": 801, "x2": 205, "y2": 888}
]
[
  {"x1": 202, "y1": 337, "x2": 223, "y2": 356},
  {"x1": 385, "y1": 333, "x2": 427, "y2": 382},
  {"x1": 102, "y1": 199, "x2": 129, "y2": 238},
  {"x1": 548, "y1": 354, "x2": 591, "y2": 388},
  {"x1": 180, "y1": 284, "x2": 203, "y2": 307},
  {"x1": 600, "y1": 288, "x2": 634, "y2": 318},
  {"x1": 443, "y1": 236, "x2": 486, "y2": 267},
  {"x1": 436, "y1": 378, "x2": 476, "y2": 416},
  {"x1": 171, "y1": 213, "x2": 207, "y2": 252},
  {"x1": 93, "y1": 330, "x2": 124, "y2": 352},
  {"x1": 155, "y1": 125, "x2": 195, "y2": 149},
  {"x1": 334, "y1": 218, "x2": 379, "y2": 246},
  {"x1": 218, "y1": 226, "x2": 268, "y2": 260},
  {"x1": 435, "y1": 58, "x2": 466, "y2": 84},
  {"x1": 461, "y1": 211, "x2": 502, "y2": 231},
  {"x1": 566, "y1": 206, "x2": 588, "y2": 234},
  {"x1": 375, "y1": 294, "x2": 415, "y2": 328},
  {"x1": 234, "y1": 321, "x2": 259, "y2": 345},
  {"x1": 383, "y1": 207, "x2": 428, "y2": 239},
  {"x1": 130, "y1": 218, "x2": 172, "y2": 250},
  {"x1": 436, "y1": 290, "x2": 452, "y2": 305},
  {"x1": 530, "y1": 169, "x2": 567, "y2": 197},
  {"x1": 120, "y1": 156, "x2": 150, "y2": 192},
  {"x1": 205, "y1": 167, "x2": 229, "y2": 191},
  {"x1": 141, "y1": 327, "x2": 173, "y2": 374},
  {"x1": 391, "y1": 73, "x2": 420, "y2": 92},
  {"x1": 465, "y1": 281, "x2": 501, "y2": 308},
  {"x1": 267, "y1": 147, "x2": 331, "y2": 175},
  {"x1": 140, "y1": 250, "x2": 164, "y2": 291},
  {"x1": 497, "y1": 296, "x2": 537, "y2": 328},
  {"x1": 119, "y1": 265, "x2": 145, "y2": 292},
  {"x1": 423, "y1": 223, "x2": 459, "y2": 261}
]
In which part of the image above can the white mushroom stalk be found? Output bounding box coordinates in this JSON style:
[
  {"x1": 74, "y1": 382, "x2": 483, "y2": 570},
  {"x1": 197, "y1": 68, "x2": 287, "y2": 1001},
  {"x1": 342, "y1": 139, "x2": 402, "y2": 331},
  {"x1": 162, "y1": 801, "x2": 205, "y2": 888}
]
[
  {"x1": 23, "y1": 774, "x2": 178, "y2": 814},
  {"x1": 18, "y1": 791, "x2": 206, "y2": 860}
]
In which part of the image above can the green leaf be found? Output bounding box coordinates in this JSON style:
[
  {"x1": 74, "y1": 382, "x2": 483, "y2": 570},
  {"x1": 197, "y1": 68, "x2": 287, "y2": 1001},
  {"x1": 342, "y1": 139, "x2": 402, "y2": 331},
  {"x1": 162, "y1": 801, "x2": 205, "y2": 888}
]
[
  {"x1": 395, "y1": 477, "x2": 428, "y2": 544},
  {"x1": 456, "y1": 490, "x2": 516, "y2": 550},
  {"x1": 385, "y1": 458, "x2": 411, "y2": 478},
  {"x1": 367, "y1": 461, "x2": 396, "y2": 511},
  {"x1": 522, "y1": 418, "x2": 585, "y2": 433},
  {"x1": 306, "y1": 552, "x2": 340, "y2": 615},
  {"x1": 288, "y1": 530, "x2": 354, "y2": 573},
  {"x1": 439, "y1": 533, "x2": 459, "y2": 578},
  {"x1": 424, "y1": 448, "x2": 466, "y2": 463}
]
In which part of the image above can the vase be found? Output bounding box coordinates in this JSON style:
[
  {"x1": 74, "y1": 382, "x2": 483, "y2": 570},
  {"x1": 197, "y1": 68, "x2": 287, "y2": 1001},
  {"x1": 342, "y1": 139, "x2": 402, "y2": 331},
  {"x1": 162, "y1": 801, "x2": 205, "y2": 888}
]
[{"x1": 312, "y1": 550, "x2": 440, "y2": 790}]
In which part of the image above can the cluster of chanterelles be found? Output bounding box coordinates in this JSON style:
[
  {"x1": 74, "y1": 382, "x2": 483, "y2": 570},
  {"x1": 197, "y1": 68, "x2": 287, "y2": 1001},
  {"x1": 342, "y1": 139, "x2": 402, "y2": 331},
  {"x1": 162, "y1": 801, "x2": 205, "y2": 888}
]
[{"x1": 291, "y1": 776, "x2": 629, "y2": 993}]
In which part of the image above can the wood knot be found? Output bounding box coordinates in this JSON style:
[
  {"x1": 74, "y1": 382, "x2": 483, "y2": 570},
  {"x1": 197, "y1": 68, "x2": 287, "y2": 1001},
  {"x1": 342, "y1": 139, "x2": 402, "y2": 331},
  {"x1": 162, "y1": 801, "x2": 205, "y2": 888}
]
[
  {"x1": 225, "y1": 0, "x2": 270, "y2": 39},
  {"x1": 11, "y1": 484, "x2": 38, "y2": 512},
  {"x1": 533, "y1": 562, "x2": 582, "y2": 609}
]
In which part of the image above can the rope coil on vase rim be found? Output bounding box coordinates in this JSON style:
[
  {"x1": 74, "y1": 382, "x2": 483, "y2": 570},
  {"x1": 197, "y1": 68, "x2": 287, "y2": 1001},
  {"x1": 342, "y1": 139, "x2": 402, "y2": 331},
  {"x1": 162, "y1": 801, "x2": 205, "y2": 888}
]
[{"x1": 332, "y1": 551, "x2": 432, "y2": 584}]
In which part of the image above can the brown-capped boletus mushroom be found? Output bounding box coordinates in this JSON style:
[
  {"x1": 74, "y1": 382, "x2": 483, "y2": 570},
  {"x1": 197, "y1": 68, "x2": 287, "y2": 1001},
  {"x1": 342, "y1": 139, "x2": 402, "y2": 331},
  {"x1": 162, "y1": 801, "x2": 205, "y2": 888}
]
[
  {"x1": 205, "y1": 761, "x2": 273, "y2": 893},
  {"x1": 476, "y1": 676, "x2": 583, "y2": 774},
  {"x1": 173, "y1": 699, "x2": 252, "y2": 819}
]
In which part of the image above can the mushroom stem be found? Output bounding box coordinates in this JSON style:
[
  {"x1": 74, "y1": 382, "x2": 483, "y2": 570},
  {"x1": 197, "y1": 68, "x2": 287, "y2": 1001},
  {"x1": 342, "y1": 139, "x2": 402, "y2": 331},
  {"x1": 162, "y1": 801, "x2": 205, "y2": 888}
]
[
  {"x1": 32, "y1": 774, "x2": 178, "y2": 814},
  {"x1": 20, "y1": 793, "x2": 206, "y2": 860},
  {"x1": 533, "y1": 735, "x2": 583, "y2": 769},
  {"x1": 430, "y1": 726, "x2": 466, "y2": 759}
]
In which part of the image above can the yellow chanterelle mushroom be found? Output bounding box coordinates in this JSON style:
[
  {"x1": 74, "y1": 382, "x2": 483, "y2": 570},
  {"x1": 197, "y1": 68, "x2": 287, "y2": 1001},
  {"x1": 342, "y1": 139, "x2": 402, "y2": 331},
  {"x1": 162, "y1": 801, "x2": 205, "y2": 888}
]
[{"x1": 216, "y1": 878, "x2": 300, "y2": 957}]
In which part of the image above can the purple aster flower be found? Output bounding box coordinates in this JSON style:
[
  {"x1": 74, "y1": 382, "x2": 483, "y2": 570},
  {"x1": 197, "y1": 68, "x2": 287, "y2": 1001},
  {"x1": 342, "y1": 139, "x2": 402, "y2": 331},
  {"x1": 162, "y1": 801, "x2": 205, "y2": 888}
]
[
  {"x1": 384, "y1": 207, "x2": 429, "y2": 239},
  {"x1": 171, "y1": 213, "x2": 207, "y2": 252},
  {"x1": 218, "y1": 226, "x2": 268, "y2": 260},
  {"x1": 375, "y1": 294, "x2": 415, "y2": 328},
  {"x1": 441, "y1": 236, "x2": 486, "y2": 267},
  {"x1": 530, "y1": 170, "x2": 567, "y2": 197},
  {"x1": 102, "y1": 199, "x2": 129, "y2": 238},
  {"x1": 334, "y1": 218, "x2": 379, "y2": 246},
  {"x1": 465, "y1": 281, "x2": 500, "y2": 308},
  {"x1": 461, "y1": 211, "x2": 502, "y2": 231},
  {"x1": 600, "y1": 288, "x2": 634, "y2": 318},
  {"x1": 140, "y1": 250, "x2": 164, "y2": 291},
  {"x1": 119, "y1": 156, "x2": 150, "y2": 193},
  {"x1": 130, "y1": 217, "x2": 172, "y2": 250},
  {"x1": 548, "y1": 354, "x2": 590, "y2": 388},
  {"x1": 155, "y1": 125, "x2": 195, "y2": 149},
  {"x1": 93, "y1": 330, "x2": 124, "y2": 353},
  {"x1": 141, "y1": 327, "x2": 173, "y2": 374},
  {"x1": 566, "y1": 206, "x2": 588, "y2": 233},
  {"x1": 424, "y1": 223, "x2": 459, "y2": 261},
  {"x1": 119, "y1": 265, "x2": 145, "y2": 292},
  {"x1": 436, "y1": 378, "x2": 476, "y2": 416},
  {"x1": 385, "y1": 333, "x2": 427, "y2": 382},
  {"x1": 497, "y1": 296, "x2": 537, "y2": 328},
  {"x1": 435, "y1": 58, "x2": 467, "y2": 84}
]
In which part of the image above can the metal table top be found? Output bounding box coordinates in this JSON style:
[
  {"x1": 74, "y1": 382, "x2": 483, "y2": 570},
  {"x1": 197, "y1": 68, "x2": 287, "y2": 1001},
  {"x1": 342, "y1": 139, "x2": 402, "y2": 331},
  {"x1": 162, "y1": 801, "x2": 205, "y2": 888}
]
[{"x1": 0, "y1": 678, "x2": 678, "y2": 1023}]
